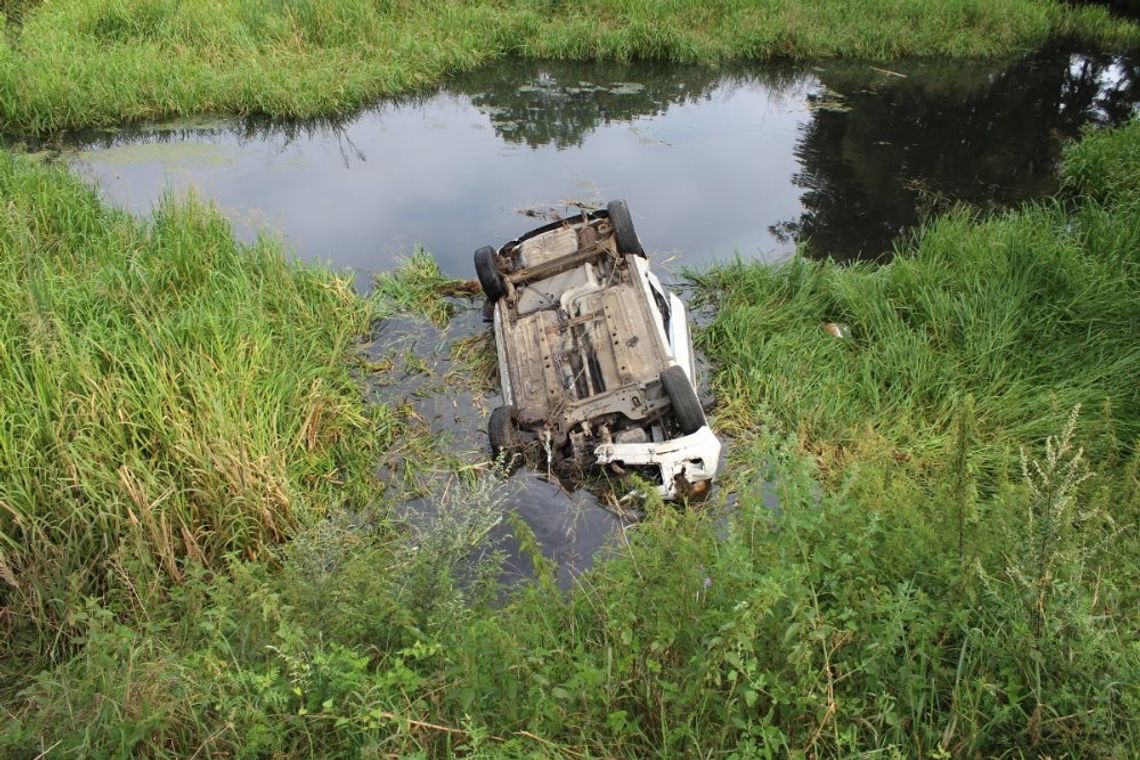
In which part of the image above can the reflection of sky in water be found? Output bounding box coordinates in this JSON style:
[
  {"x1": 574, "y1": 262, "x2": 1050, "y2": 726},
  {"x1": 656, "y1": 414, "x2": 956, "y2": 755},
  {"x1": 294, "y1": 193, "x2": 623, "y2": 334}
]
[
  {"x1": 62, "y1": 49, "x2": 1140, "y2": 278},
  {"x1": 71, "y1": 81, "x2": 809, "y2": 276},
  {"x1": 1064, "y1": 54, "x2": 1138, "y2": 119}
]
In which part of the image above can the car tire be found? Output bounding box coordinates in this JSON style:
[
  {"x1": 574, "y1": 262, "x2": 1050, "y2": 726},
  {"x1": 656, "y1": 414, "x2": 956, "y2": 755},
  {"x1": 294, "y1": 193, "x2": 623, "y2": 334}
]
[
  {"x1": 607, "y1": 199, "x2": 645, "y2": 256},
  {"x1": 660, "y1": 365, "x2": 706, "y2": 435},
  {"x1": 488, "y1": 405, "x2": 520, "y2": 459},
  {"x1": 474, "y1": 246, "x2": 507, "y2": 302}
]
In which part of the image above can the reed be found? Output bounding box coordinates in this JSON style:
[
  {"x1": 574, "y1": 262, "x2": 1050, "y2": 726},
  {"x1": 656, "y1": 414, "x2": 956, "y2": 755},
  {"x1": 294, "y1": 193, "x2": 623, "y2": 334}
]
[{"x1": 0, "y1": 152, "x2": 381, "y2": 670}]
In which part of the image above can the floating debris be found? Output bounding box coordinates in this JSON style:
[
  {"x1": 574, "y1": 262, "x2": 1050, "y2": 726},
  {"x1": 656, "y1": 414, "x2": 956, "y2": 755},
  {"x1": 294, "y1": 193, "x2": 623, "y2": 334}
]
[
  {"x1": 806, "y1": 87, "x2": 851, "y2": 113},
  {"x1": 870, "y1": 66, "x2": 907, "y2": 78}
]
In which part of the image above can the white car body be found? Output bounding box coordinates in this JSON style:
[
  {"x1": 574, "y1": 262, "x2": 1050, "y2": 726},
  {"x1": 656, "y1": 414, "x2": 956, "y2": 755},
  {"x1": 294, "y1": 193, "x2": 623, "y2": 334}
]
[{"x1": 478, "y1": 202, "x2": 720, "y2": 499}]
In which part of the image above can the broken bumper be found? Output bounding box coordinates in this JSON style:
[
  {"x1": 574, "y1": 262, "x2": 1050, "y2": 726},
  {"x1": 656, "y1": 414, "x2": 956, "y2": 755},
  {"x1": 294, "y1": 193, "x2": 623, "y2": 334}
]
[{"x1": 594, "y1": 425, "x2": 721, "y2": 499}]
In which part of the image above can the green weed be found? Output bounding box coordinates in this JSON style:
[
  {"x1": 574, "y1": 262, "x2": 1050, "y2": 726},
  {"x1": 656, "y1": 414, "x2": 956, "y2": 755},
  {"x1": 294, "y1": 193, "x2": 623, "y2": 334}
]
[
  {"x1": 13, "y1": 418, "x2": 1131, "y2": 757},
  {"x1": 1062, "y1": 116, "x2": 1140, "y2": 205},
  {"x1": 0, "y1": 151, "x2": 381, "y2": 681},
  {"x1": 370, "y1": 247, "x2": 471, "y2": 327},
  {"x1": 690, "y1": 199, "x2": 1140, "y2": 487},
  {"x1": 4, "y1": 82, "x2": 1140, "y2": 760}
]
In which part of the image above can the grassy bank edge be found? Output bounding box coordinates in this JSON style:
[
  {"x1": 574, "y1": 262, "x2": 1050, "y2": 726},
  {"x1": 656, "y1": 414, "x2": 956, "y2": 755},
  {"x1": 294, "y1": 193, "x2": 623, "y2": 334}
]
[
  {"x1": 1, "y1": 0, "x2": 1139, "y2": 136},
  {"x1": 0, "y1": 150, "x2": 392, "y2": 677}
]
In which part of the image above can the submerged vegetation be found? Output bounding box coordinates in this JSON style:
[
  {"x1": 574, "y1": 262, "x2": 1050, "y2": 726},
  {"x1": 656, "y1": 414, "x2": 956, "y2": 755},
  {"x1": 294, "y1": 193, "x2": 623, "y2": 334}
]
[{"x1": 2, "y1": 0, "x2": 1140, "y2": 135}]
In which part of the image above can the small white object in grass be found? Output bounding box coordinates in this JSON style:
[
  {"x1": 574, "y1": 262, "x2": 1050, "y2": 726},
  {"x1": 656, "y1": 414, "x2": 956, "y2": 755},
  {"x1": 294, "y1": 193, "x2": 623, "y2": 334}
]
[{"x1": 823, "y1": 322, "x2": 852, "y2": 339}]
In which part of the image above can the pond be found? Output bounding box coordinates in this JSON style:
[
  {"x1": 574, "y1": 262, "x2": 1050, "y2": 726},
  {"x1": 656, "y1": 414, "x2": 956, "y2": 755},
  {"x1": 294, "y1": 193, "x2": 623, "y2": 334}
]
[
  {"x1": 21, "y1": 44, "x2": 1140, "y2": 585},
  {"x1": 36, "y1": 44, "x2": 1140, "y2": 280}
]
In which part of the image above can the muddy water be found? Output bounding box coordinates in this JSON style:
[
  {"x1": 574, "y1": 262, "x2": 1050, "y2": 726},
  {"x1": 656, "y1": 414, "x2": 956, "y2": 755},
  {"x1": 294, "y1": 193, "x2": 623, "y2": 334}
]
[
  {"x1": 402, "y1": 469, "x2": 634, "y2": 590},
  {"x1": 359, "y1": 309, "x2": 637, "y2": 589},
  {"x1": 39, "y1": 45, "x2": 1140, "y2": 279}
]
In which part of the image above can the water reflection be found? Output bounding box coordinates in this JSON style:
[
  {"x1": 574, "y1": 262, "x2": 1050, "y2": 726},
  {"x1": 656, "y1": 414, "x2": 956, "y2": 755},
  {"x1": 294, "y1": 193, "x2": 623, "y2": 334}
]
[
  {"x1": 24, "y1": 45, "x2": 1140, "y2": 275},
  {"x1": 452, "y1": 59, "x2": 808, "y2": 150},
  {"x1": 780, "y1": 49, "x2": 1140, "y2": 260}
]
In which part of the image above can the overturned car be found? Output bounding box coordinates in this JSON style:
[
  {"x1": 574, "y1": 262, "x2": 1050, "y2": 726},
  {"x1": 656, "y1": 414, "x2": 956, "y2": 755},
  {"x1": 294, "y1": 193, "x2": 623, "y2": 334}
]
[{"x1": 474, "y1": 200, "x2": 720, "y2": 499}]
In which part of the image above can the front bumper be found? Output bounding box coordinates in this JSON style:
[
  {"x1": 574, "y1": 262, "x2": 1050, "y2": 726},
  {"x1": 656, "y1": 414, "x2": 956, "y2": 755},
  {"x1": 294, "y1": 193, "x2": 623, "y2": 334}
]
[{"x1": 594, "y1": 425, "x2": 721, "y2": 499}]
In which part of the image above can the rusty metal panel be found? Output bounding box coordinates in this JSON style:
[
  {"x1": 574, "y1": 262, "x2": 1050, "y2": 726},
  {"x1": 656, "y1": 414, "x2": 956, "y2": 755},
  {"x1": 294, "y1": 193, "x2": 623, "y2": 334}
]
[
  {"x1": 518, "y1": 226, "x2": 580, "y2": 268},
  {"x1": 597, "y1": 281, "x2": 669, "y2": 387},
  {"x1": 502, "y1": 308, "x2": 561, "y2": 425},
  {"x1": 482, "y1": 201, "x2": 721, "y2": 499},
  {"x1": 506, "y1": 277, "x2": 671, "y2": 430}
]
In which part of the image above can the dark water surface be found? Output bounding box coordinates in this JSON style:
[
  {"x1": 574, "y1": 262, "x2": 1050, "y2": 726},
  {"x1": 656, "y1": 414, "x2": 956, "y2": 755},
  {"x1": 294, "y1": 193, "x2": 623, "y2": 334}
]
[
  {"x1": 40, "y1": 45, "x2": 1139, "y2": 277},
  {"x1": 359, "y1": 310, "x2": 634, "y2": 589}
]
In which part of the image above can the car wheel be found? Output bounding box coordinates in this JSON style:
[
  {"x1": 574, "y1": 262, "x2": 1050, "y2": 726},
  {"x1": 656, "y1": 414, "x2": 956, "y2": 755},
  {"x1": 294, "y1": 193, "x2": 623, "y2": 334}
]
[
  {"x1": 660, "y1": 365, "x2": 706, "y2": 435},
  {"x1": 488, "y1": 405, "x2": 520, "y2": 459},
  {"x1": 474, "y1": 246, "x2": 507, "y2": 302},
  {"x1": 607, "y1": 199, "x2": 645, "y2": 256}
]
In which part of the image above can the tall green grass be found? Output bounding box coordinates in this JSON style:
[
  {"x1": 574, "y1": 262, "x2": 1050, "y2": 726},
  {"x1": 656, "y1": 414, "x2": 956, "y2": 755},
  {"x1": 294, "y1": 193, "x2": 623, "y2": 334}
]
[
  {"x1": 6, "y1": 423, "x2": 1136, "y2": 756},
  {"x1": 3, "y1": 104, "x2": 1140, "y2": 760},
  {"x1": 692, "y1": 169, "x2": 1140, "y2": 485},
  {"x1": 1, "y1": 0, "x2": 1138, "y2": 135},
  {"x1": 0, "y1": 150, "x2": 384, "y2": 676}
]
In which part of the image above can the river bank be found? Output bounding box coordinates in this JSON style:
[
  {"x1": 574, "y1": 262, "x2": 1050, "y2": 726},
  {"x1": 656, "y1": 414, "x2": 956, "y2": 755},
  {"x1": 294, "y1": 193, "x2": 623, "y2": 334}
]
[
  {"x1": 2, "y1": 2, "x2": 1139, "y2": 751},
  {"x1": 2, "y1": 0, "x2": 1140, "y2": 135},
  {"x1": 32, "y1": 46, "x2": 1140, "y2": 275},
  {"x1": 2, "y1": 115, "x2": 1138, "y2": 755}
]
